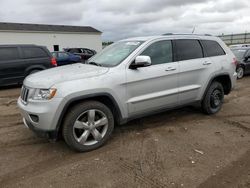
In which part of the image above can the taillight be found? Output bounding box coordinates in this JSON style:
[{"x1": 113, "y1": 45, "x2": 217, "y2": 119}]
[
  {"x1": 51, "y1": 57, "x2": 57, "y2": 67},
  {"x1": 232, "y1": 57, "x2": 238, "y2": 66}
]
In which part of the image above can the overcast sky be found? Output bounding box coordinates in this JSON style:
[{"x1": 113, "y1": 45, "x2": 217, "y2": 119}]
[{"x1": 0, "y1": 0, "x2": 250, "y2": 41}]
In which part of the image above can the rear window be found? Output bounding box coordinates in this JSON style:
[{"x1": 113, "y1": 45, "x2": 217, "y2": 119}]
[
  {"x1": 51, "y1": 52, "x2": 57, "y2": 58},
  {"x1": 175, "y1": 39, "x2": 203, "y2": 61},
  {"x1": 69, "y1": 49, "x2": 81, "y2": 53},
  {"x1": 231, "y1": 49, "x2": 247, "y2": 60},
  {"x1": 22, "y1": 47, "x2": 48, "y2": 58},
  {"x1": 202, "y1": 40, "x2": 225, "y2": 57},
  {"x1": 0, "y1": 47, "x2": 19, "y2": 61}
]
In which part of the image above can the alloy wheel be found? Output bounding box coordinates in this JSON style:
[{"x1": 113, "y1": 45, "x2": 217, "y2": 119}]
[
  {"x1": 73, "y1": 109, "x2": 109, "y2": 146},
  {"x1": 237, "y1": 67, "x2": 244, "y2": 79}
]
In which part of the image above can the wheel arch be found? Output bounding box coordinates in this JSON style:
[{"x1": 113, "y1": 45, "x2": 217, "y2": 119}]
[
  {"x1": 55, "y1": 93, "x2": 124, "y2": 136},
  {"x1": 203, "y1": 74, "x2": 232, "y2": 100},
  {"x1": 25, "y1": 65, "x2": 46, "y2": 75}
]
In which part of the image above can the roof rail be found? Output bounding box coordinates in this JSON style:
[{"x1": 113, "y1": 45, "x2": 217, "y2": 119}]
[{"x1": 162, "y1": 33, "x2": 212, "y2": 36}]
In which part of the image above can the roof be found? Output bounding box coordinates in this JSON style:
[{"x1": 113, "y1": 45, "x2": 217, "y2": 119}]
[
  {"x1": 0, "y1": 22, "x2": 101, "y2": 33},
  {"x1": 122, "y1": 34, "x2": 217, "y2": 42}
]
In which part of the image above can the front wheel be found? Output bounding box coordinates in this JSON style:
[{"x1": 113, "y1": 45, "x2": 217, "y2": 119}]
[
  {"x1": 236, "y1": 67, "x2": 244, "y2": 79},
  {"x1": 62, "y1": 101, "x2": 114, "y2": 152},
  {"x1": 202, "y1": 82, "x2": 224, "y2": 114}
]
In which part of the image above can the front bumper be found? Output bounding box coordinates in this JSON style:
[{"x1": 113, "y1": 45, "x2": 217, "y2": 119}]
[
  {"x1": 17, "y1": 97, "x2": 64, "y2": 138},
  {"x1": 23, "y1": 118, "x2": 58, "y2": 139}
]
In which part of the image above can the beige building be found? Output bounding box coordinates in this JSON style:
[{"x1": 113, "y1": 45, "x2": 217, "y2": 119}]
[{"x1": 0, "y1": 22, "x2": 102, "y2": 52}]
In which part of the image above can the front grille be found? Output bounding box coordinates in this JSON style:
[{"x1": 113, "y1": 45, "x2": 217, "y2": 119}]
[{"x1": 21, "y1": 86, "x2": 29, "y2": 103}]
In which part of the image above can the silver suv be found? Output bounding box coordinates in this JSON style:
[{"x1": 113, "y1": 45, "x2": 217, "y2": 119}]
[{"x1": 18, "y1": 34, "x2": 237, "y2": 152}]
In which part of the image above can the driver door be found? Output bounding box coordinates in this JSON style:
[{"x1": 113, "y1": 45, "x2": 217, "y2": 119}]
[{"x1": 126, "y1": 40, "x2": 179, "y2": 117}]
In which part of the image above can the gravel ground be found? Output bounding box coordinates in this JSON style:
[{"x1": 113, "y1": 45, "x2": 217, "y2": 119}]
[{"x1": 0, "y1": 77, "x2": 249, "y2": 188}]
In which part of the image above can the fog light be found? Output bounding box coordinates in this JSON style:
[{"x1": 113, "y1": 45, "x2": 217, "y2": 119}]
[{"x1": 29, "y1": 114, "x2": 39, "y2": 123}]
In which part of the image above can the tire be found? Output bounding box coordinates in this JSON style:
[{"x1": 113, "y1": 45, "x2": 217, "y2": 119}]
[
  {"x1": 202, "y1": 82, "x2": 224, "y2": 115},
  {"x1": 62, "y1": 101, "x2": 114, "y2": 152},
  {"x1": 236, "y1": 67, "x2": 244, "y2": 79}
]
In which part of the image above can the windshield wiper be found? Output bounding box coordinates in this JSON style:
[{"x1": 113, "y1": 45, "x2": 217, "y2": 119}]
[{"x1": 87, "y1": 61, "x2": 102, "y2": 67}]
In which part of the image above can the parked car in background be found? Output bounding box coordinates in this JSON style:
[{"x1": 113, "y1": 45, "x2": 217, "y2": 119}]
[
  {"x1": 231, "y1": 47, "x2": 250, "y2": 79},
  {"x1": 0, "y1": 45, "x2": 56, "y2": 86},
  {"x1": 51, "y1": 51, "x2": 81, "y2": 66},
  {"x1": 18, "y1": 34, "x2": 237, "y2": 152},
  {"x1": 230, "y1": 44, "x2": 250, "y2": 49},
  {"x1": 64, "y1": 48, "x2": 96, "y2": 61}
]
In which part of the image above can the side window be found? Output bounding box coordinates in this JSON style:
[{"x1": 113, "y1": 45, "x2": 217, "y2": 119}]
[
  {"x1": 51, "y1": 53, "x2": 57, "y2": 58},
  {"x1": 22, "y1": 47, "x2": 48, "y2": 58},
  {"x1": 69, "y1": 49, "x2": 79, "y2": 53},
  {"x1": 58, "y1": 53, "x2": 69, "y2": 58},
  {"x1": 0, "y1": 47, "x2": 19, "y2": 61},
  {"x1": 86, "y1": 49, "x2": 93, "y2": 55},
  {"x1": 175, "y1": 39, "x2": 203, "y2": 61},
  {"x1": 201, "y1": 40, "x2": 225, "y2": 57},
  {"x1": 140, "y1": 40, "x2": 173, "y2": 65}
]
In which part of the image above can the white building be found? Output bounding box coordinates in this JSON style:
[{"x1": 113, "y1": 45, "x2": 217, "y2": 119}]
[{"x1": 0, "y1": 22, "x2": 102, "y2": 52}]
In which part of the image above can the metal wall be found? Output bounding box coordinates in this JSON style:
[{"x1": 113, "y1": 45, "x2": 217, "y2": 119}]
[{"x1": 0, "y1": 31, "x2": 102, "y2": 52}]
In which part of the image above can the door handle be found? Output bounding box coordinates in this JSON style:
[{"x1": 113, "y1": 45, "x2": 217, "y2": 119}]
[
  {"x1": 165, "y1": 67, "x2": 176, "y2": 71},
  {"x1": 203, "y1": 61, "x2": 212, "y2": 65}
]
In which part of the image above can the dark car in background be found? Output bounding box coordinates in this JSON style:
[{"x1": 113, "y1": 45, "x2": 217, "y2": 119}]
[
  {"x1": 51, "y1": 51, "x2": 81, "y2": 66},
  {"x1": 64, "y1": 48, "x2": 96, "y2": 61},
  {"x1": 231, "y1": 47, "x2": 250, "y2": 79},
  {"x1": 0, "y1": 44, "x2": 57, "y2": 86}
]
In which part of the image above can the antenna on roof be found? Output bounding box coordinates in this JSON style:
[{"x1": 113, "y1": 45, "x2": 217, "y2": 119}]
[{"x1": 192, "y1": 26, "x2": 196, "y2": 34}]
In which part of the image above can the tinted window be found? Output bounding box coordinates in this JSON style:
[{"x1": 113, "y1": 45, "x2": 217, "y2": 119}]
[
  {"x1": 58, "y1": 52, "x2": 69, "y2": 58},
  {"x1": 0, "y1": 47, "x2": 19, "y2": 61},
  {"x1": 202, "y1": 40, "x2": 225, "y2": 57},
  {"x1": 175, "y1": 39, "x2": 203, "y2": 61},
  {"x1": 69, "y1": 49, "x2": 80, "y2": 53},
  {"x1": 141, "y1": 40, "x2": 173, "y2": 65},
  {"x1": 85, "y1": 49, "x2": 93, "y2": 55},
  {"x1": 22, "y1": 47, "x2": 48, "y2": 58}
]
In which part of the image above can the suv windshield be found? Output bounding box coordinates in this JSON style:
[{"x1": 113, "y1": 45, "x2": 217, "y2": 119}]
[
  {"x1": 88, "y1": 41, "x2": 143, "y2": 67},
  {"x1": 232, "y1": 49, "x2": 247, "y2": 60}
]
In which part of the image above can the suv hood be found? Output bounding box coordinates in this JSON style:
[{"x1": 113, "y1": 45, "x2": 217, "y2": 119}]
[{"x1": 24, "y1": 63, "x2": 109, "y2": 88}]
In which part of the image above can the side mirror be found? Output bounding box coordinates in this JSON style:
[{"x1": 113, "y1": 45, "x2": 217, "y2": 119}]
[{"x1": 130, "y1": 56, "x2": 151, "y2": 69}]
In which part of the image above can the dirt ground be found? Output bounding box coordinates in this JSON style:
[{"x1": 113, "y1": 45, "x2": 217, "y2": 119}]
[{"x1": 0, "y1": 78, "x2": 250, "y2": 188}]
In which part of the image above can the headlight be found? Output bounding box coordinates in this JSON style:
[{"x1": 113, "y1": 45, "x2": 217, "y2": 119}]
[{"x1": 33, "y1": 88, "x2": 57, "y2": 100}]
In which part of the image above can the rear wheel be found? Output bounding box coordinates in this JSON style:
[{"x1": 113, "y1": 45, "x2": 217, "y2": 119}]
[
  {"x1": 236, "y1": 67, "x2": 244, "y2": 79},
  {"x1": 202, "y1": 82, "x2": 224, "y2": 114},
  {"x1": 62, "y1": 101, "x2": 114, "y2": 152}
]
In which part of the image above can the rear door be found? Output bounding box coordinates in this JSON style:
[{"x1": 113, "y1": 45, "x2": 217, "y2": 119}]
[
  {"x1": 0, "y1": 47, "x2": 22, "y2": 85},
  {"x1": 126, "y1": 40, "x2": 179, "y2": 116},
  {"x1": 175, "y1": 39, "x2": 215, "y2": 104},
  {"x1": 20, "y1": 46, "x2": 51, "y2": 72},
  {"x1": 57, "y1": 52, "x2": 70, "y2": 65}
]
